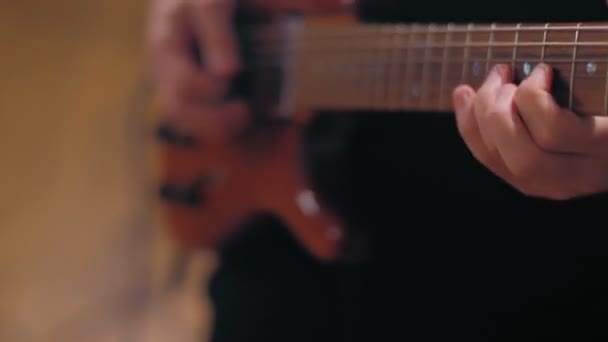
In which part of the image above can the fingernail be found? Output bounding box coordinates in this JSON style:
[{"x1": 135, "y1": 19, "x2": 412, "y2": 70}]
[
  {"x1": 453, "y1": 89, "x2": 471, "y2": 113},
  {"x1": 492, "y1": 63, "x2": 511, "y2": 77},
  {"x1": 209, "y1": 54, "x2": 240, "y2": 78},
  {"x1": 532, "y1": 63, "x2": 549, "y2": 75}
]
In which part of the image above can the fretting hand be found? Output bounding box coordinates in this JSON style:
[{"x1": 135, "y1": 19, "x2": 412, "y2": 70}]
[{"x1": 452, "y1": 63, "x2": 608, "y2": 200}]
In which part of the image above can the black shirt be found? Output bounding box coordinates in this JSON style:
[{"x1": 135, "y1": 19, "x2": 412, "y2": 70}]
[{"x1": 209, "y1": 1, "x2": 608, "y2": 341}]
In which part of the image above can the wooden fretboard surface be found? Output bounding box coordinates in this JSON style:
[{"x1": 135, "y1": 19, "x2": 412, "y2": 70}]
[{"x1": 258, "y1": 22, "x2": 608, "y2": 116}]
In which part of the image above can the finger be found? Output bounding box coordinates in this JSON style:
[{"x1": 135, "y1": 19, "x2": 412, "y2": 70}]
[
  {"x1": 167, "y1": 100, "x2": 250, "y2": 143},
  {"x1": 164, "y1": 53, "x2": 230, "y2": 100},
  {"x1": 489, "y1": 83, "x2": 584, "y2": 188},
  {"x1": 147, "y1": 3, "x2": 231, "y2": 105},
  {"x1": 516, "y1": 63, "x2": 608, "y2": 155},
  {"x1": 514, "y1": 63, "x2": 566, "y2": 152},
  {"x1": 153, "y1": 50, "x2": 232, "y2": 118},
  {"x1": 571, "y1": 116, "x2": 608, "y2": 156},
  {"x1": 473, "y1": 64, "x2": 512, "y2": 152},
  {"x1": 453, "y1": 85, "x2": 515, "y2": 183},
  {"x1": 192, "y1": 0, "x2": 241, "y2": 78}
]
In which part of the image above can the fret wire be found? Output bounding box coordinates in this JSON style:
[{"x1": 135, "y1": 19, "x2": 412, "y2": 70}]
[
  {"x1": 388, "y1": 25, "x2": 401, "y2": 109},
  {"x1": 366, "y1": 26, "x2": 378, "y2": 109},
  {"x1": 337, "y1": 28, "x2": 349, "y2": 108},
  {"x1": 486, "y1": 23, "x2": 496, "y2": 73},
  {"x1": 462, "y1": 23, "x2": 473, "y2": 83},
  {"x1": 343, "y1": 28, "x2": 352, "y2": 108},
  {"x1": 421, "y1": 24, "x2": 435, "y2": 108},
  {"x1": 604, "y1": 63, "x2": 608, "y2": 115},
  {"x1": 374, "y1": 26, "x2": 390, "y2": 110},
  {"x1": 325, "y1": 32, "x2": 333, "y2": 107},
  {"x1": 512, "y1": 23, "x2": 522, "y2": 75},
  {"x1": 439, "y1": 23, "x2": 454, "y2": 108},
  {"x1": 403, "y1": 24, "x2": 418, "y2": 109},
  {"x1": 356, "y1": 27, "x2": 368, "y2": 109},
  {"x1": 368, "y1": 27, "x2": 378, "y2": 109},
  {"x1": 363, "y1": 26, "x2": 371, "y2": 109},
  {"x1": 541, "y1": 23, "x2": 550, "y2": 61},
  {"x1": 382, "y1": 26, "x2": 391, "y2": 110},
  {"x1": 569, "y1": 23, "x2": 582, "y2": 110},
  {"x1": 396, "y1": 25, "x2": 408, "y2": 110},
  {"x1": 382, "y1": 26, "x2": 393, "y2": 109}
]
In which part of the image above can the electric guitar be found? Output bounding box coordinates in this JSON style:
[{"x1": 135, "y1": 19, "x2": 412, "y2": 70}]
[{"x1": 155, "y1": 10, "x2": 608, "y2": 261}]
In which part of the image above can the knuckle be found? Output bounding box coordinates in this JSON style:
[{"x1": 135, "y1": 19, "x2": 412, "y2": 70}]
[
  {"x1": 509, "y1": 154, "x2": 540, "y2": 180},
  {"x1": 514, "y1": 82, "x2": 540, "y2": 108},
  {"x1": 487, "y1": 109, "x2": 505, "y2": 119},
  {"x1": 483, "y1": 105, "x2": 510, "y2": 123},
  {"x1": 535, "y1": 126, "x2": 561, "y2": 150},
  {"x1": 534, "y1": 112, "x2": 565, "y2": 151},
  {"x1": 516, "y1": 79, "x2": 535, "y2": 94}
]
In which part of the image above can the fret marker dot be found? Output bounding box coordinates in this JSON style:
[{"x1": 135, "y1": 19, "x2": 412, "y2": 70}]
[
  {"x1": 587, "y1": 62, "x2": 597, "y2": 75},
  {"x1": 472, "y1": 62, "x2": 482, "y2": 77},
  {"x1": 523, "y1": 62, "x2": 532, "y2": 76},
  {"x1": 370, "y1": 65, "x2": 381, "y2": 76},
  {"x1": 411, "y1": 84, "x2": 420, "y2": 97}
]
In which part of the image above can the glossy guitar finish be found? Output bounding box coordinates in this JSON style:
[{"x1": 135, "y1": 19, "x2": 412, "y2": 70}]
[{"x1": 157, "y1": 119, "x2": 344, "y2": 260}]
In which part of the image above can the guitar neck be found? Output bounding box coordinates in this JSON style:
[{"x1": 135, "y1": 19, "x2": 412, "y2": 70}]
[{"x1": 263, "y1": 21, "x2": 608, "y2": 116}]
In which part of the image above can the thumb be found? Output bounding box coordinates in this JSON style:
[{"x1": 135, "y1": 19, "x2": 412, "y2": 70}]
[{"x1": 193, "y1": 0, "x2": 241, "y2": 78}]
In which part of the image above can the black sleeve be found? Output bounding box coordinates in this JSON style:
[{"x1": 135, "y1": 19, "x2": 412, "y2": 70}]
[{"x1": 208, "y1": 214, "x2": 352, "y2": 342}]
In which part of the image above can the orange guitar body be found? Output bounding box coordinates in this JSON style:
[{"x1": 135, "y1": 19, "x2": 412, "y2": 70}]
[
  {"x1": 158, "y1": 119, "x2": 342, "y2": 261},
  {"x1": 155, "y1": 8, "x2": 361, "y2": 261}
]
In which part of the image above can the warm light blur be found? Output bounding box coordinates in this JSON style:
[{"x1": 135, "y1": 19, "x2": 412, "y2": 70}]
[{"x1": 0, "y1": 1, "x2": 214, "y2": 341}]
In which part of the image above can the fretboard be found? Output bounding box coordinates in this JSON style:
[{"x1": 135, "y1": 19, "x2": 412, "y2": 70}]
[{"x1": 261, "y1": 22, "x2": 608, "y2": 116}]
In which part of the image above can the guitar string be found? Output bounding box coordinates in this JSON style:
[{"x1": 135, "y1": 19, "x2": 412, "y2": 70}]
[{"x1": 223, "y1": 24, "x2": 608, "y2": 112}]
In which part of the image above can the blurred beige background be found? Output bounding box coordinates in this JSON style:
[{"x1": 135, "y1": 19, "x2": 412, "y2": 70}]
[{"x1": 0, "y1": 1, "x2": 215, "y2": 341}]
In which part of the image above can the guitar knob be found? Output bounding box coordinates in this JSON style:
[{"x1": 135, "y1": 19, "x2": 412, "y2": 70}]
[
  {"x1": 159, "y1": 183, "x2": 202, "y2": 207},
  {"x1": 159, "y1": 173, "x2": 217, "y2": 207},
  {"x1": 156, "y1": 123, "x2": 198, "y2": 148}
]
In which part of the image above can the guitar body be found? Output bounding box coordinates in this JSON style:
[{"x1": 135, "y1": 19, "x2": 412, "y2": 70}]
[
  {"x1": 158, "y1": 116, "x2": 343, "y2": 261},
  {"x1": 155, "y1": 12, "x2": 355, "y2": 261}
]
